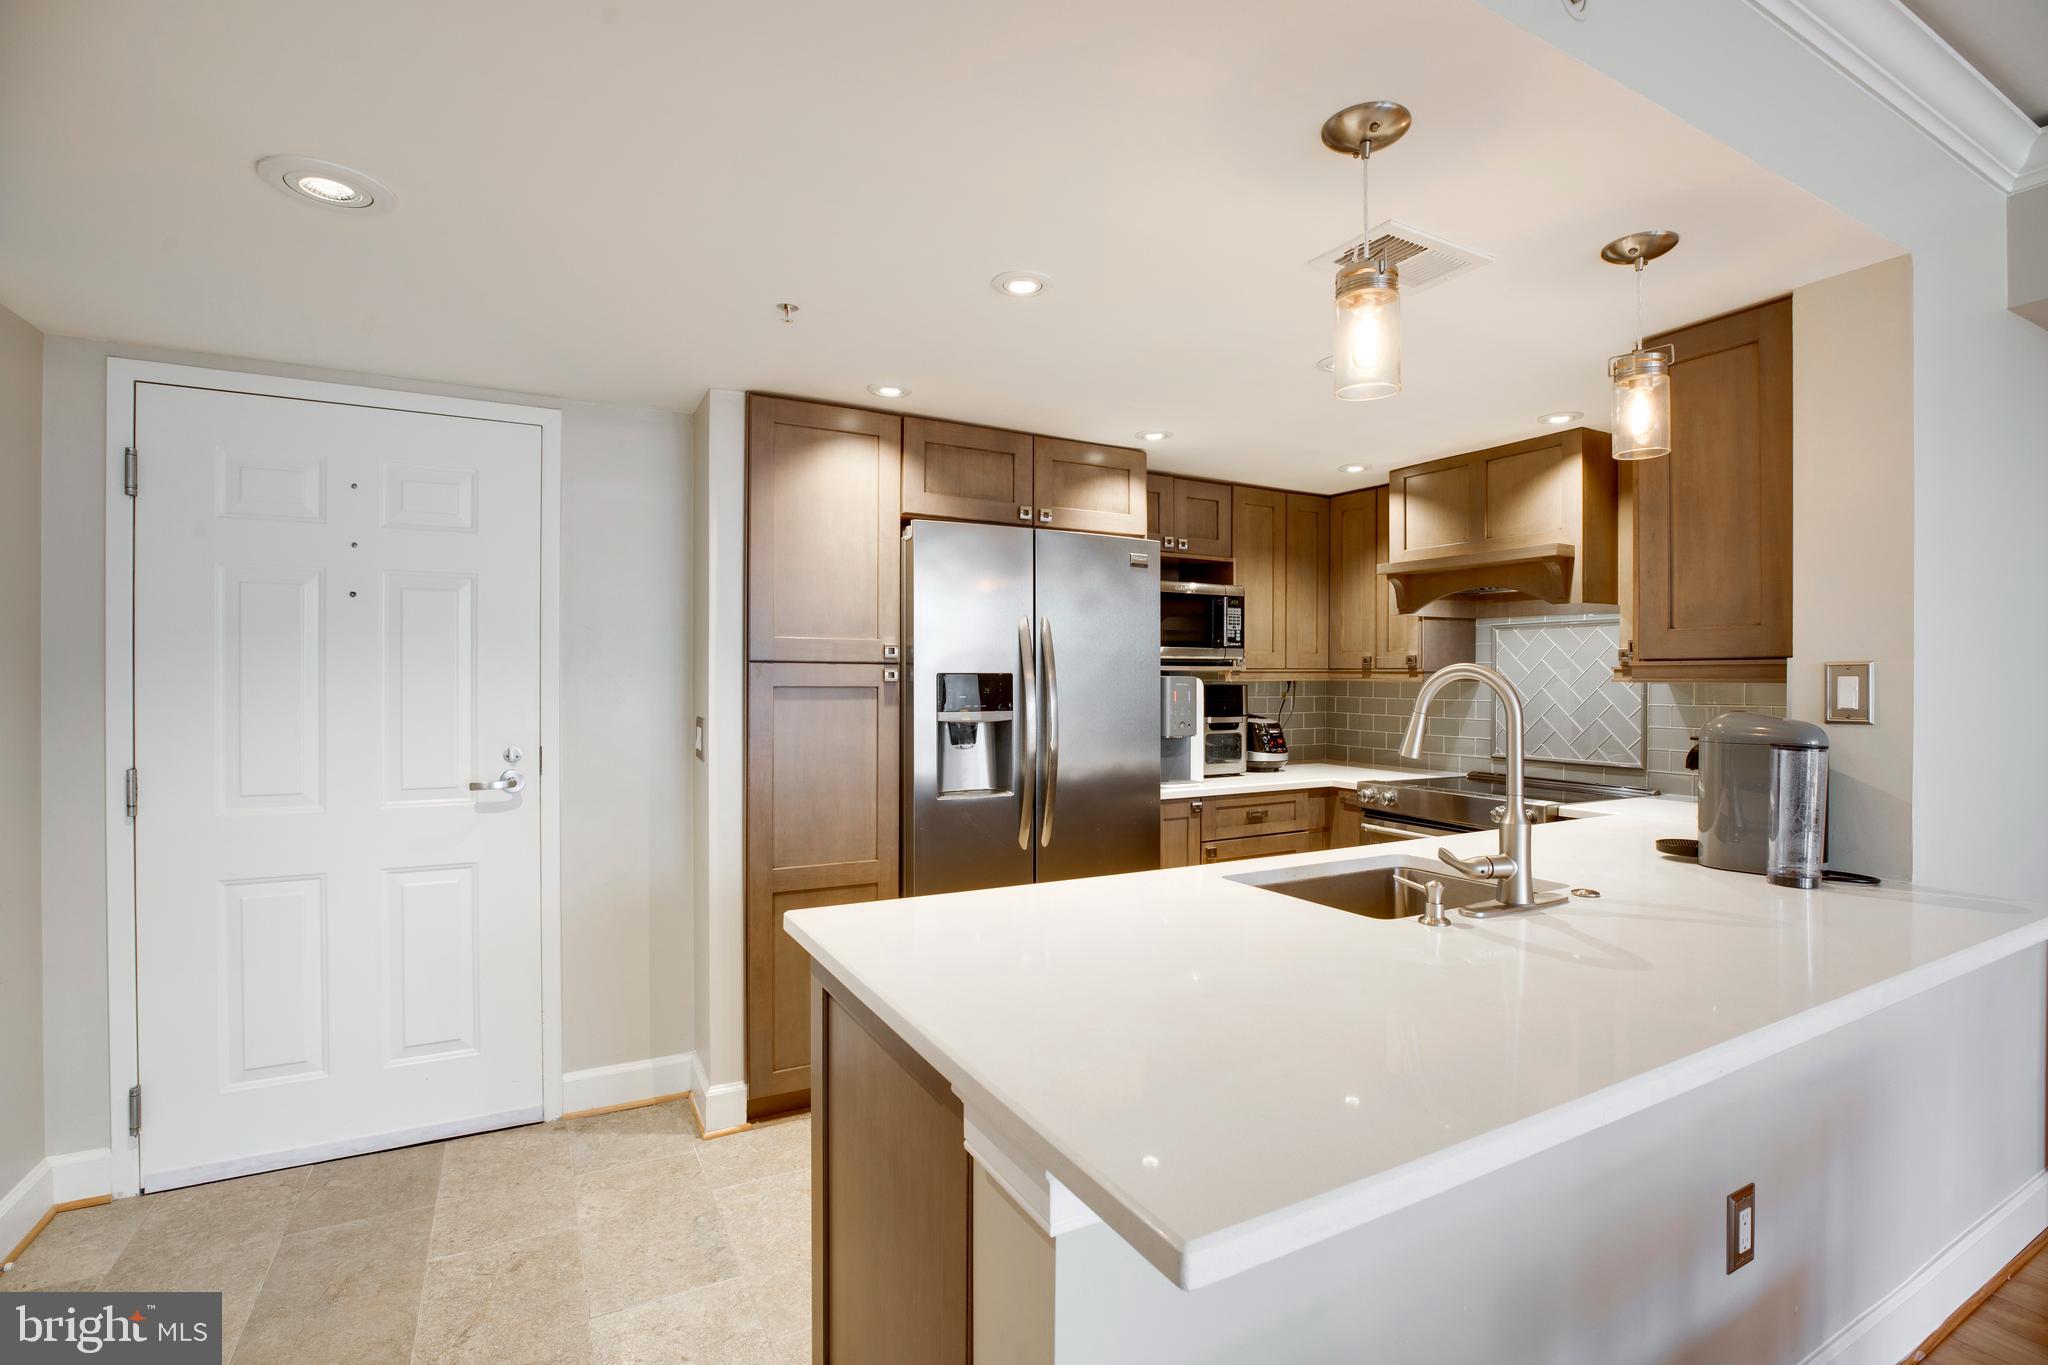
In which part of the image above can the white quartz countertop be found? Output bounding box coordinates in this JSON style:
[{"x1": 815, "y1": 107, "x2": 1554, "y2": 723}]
[
  {"x1": 783, "y1": 801, "x2": 2048, "y2": 1291},
  {"x1": 1160, "y1": 761, "x2": 1456, "y2": 799}
]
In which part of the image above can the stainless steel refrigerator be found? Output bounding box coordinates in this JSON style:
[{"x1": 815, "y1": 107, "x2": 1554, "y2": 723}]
[{"x1": 903, "y1": 519, "x2": 1161, "y2": 895}]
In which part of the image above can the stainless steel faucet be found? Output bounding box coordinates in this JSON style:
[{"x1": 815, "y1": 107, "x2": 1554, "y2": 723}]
[{"x1": 1398, "y1": 663, "x2": 1561, "y2": 914}]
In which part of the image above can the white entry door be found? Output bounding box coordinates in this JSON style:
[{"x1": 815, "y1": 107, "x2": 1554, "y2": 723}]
[{"x1": 133, "y1": 380, "x2": 545, "y2": 1191}]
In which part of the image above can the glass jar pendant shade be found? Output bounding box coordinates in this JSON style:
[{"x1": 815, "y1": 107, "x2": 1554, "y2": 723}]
[
  {"x1": 1321, "y1": 102, "x2": 1411, "y2": 401},
  {"x1": 1334, "y1": 256, "x2": 1401, "y2": 400},
  {"x1": 1600, "y1": 230, "x2": 1680, "y2": 459}
]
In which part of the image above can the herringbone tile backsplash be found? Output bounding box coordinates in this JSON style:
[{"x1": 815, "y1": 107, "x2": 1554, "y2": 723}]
[{"x1": 1246, "y1": 612, "x2": 1785, "y2": 794}]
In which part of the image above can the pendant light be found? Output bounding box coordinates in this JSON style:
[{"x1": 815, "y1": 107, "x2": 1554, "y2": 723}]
[
  {"x1": 1601, "y1": 230, "x2": 1680, "y2": 459},
  {"x1": 1321, "y1": 102, "x2": 1411, "y2": 401}
]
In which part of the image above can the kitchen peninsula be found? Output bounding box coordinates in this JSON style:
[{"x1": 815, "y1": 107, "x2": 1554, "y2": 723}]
[{"x1": 786, "y1": 801, "x2": 2048, "y2": 1364}]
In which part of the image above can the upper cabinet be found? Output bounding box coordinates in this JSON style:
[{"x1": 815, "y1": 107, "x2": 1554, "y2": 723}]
[
  {"x1": 1033, "y1": 437, "x2": 1148, "y2": 535},
  {"x1": 748, "y1": 395, "x2": 902, "y2": 663},
  {"x1": 1328, "y1": 488, "x2": 1378, "y2": 672},
  {"x1": 1283, "y1": 493, "x2": 1330, "y2": 672},
  {"x1": 902, "y1": 417, "x2": 1034, "y2": 525},
  {"x1": 1620, "y1": 298, "x2": 1793, "y2": 677},
  {"x1": 1232, "y1": 486, "x2": 1288, "y2": 670},
  {"x1": 1149, "y1": 475, "x2": 1233, "y2": 557},
  {"x1": 1383, "y1": 428, "x2": 1617, "y2": 613}
]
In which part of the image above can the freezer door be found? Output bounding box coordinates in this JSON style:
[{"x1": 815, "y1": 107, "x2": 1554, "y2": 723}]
[
  {"x1": 904, "y1": 521, "x2": 1037, "y2": 895},
  {"x1": 1033, "y1": 529, "x2": 1163, "y2": 882}
]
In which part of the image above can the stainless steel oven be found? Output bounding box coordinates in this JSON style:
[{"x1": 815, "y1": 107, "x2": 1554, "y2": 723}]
[{"x1": 1160, "y1": 582, "x2": 1245, "y2": 668}]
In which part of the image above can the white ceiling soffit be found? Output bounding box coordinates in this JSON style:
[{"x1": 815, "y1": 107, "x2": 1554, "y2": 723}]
[{"x1": 1746, "y1": 0, "x2": 2048, "y2": 194}]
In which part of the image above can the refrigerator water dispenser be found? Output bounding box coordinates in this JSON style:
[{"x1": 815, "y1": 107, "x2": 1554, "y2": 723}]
[{"x1": 937, "y1": 672, "x2": 1014, "y2": 796}]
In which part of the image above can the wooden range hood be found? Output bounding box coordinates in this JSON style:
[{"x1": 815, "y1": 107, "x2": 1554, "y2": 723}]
[
  {"x1": 1378, "y1": 541, "x2": 1580, "y2": 614},
  {"x1": 1380, "y1": 428, "x2": 1617, "y2": 615}
]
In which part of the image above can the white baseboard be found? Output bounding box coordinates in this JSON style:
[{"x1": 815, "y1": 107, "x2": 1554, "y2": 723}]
[
  {"x1": 690, "y1": 1051, "x2": 749, "y2": 1133},
  {"x1": 1799, "y1": 1169, "x2": 2048, "y2": 1365},
  {"x1": 561, "y1": 1051, "x2": 697, "y2": 1115},
  {"x1": 47, "y1": 1149, "x2": 112, "y2": 1206},
  {"x1": 0, "y1": 1160, "x2": 55, "y2": 1263}
]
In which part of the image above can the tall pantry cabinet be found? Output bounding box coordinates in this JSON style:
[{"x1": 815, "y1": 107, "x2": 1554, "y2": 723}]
[{"x1": 744, "y1": 396, "x2": 902, "y2": 1118}]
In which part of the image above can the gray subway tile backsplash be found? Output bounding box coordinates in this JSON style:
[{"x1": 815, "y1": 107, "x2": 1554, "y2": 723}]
[{"x1": 1245, "y1": 676, "x2": 1785, "y2": 791}]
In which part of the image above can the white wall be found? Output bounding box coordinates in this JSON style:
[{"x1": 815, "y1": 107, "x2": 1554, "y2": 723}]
[
  {"x1": 37, "y1": 337, "x2": 693, "y2": 1156},
  {"x1": 689, "y1": 390, "x2": 748, "y2": 1130},
  {"x1": 0, "y1": 302, "x2": 46, "y2": 1210},
  {"x1": 1056, "y1": 949, "x2": 2047, "y2": 1365},
  {"x1": 1789, "y1": 257, "x2": 1915, "y2": 881},
  {"x1": 1478, "y1": 0, "x2": 2048, "y2": 904}
]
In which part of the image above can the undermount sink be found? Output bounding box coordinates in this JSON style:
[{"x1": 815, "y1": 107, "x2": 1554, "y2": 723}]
[{"x1": 1229, "y1": 856, "x2": 1565, "y2": 921}]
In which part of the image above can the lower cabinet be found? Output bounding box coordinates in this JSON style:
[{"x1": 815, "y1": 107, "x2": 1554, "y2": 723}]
[
  {"x1": 813, "y1": 972, "x2": 970, "y2": 1364},
  {"x1": 746, "y1": 662, "x2": 900, "y2": 1119},
  {"x1": 1160, "y1": 799, "x2": 1201, "y2": 867}
]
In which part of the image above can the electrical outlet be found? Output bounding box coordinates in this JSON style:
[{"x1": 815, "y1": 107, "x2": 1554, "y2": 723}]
[{"x1": 1727, "y1": 1184, "x2": 1756, "y2": 1273}]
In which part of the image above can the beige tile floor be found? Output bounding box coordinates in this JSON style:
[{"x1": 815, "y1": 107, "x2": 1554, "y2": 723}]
[{"x1": 0, "y1": 1101, "x2": 812, "y2": 1364}]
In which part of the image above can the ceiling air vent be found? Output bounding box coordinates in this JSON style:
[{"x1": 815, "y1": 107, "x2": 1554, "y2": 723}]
[{"x1": 1305, "y1": 219, "x2": 1493, "y2": 293}]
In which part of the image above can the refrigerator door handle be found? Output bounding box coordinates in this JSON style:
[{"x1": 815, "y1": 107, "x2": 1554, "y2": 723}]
[
  {"x1": 1016, "y1": 615, "x2": 1036, "y2": 852},
  {"x1": 1040, "y1": 616, "x2": 1060, "y2": 847}
]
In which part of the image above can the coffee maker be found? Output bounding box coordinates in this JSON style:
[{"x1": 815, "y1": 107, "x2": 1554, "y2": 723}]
[{"x1": 1696, "y1": 714, "x2": 1829, "y2": 888}]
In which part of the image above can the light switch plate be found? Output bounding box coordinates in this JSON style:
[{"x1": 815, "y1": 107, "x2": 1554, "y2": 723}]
[{"x1": 1823, "y1": 662, "x2": 1874, "y2": 724}]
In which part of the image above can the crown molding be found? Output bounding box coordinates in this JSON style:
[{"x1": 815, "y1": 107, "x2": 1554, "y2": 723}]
[{"x1": 1745, "y1": 0, "x2": 2047, "y2": 194}]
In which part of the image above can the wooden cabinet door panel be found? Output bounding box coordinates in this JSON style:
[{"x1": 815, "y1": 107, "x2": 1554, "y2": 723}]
[
  {"x1": 1201, "y1": 790, "x2": 1329, "y2": 840},
  {"x1": 1146, "y1": 473, "x2": 1172, "y2": 544},
  {"x1": 1233, "y1": 487, "x2": 1287, "y2": 669},
  {"x1": 1199, "y1": 830, "x2": 1314, "y2": 864},
  {"x1": 1480, "y1": 439, "x2": 1570, "y2": 545},
  {"x1": 1159, "y1": 799, "x2": 1199, "y2": 868},
  {"x1": 1373, "y1": 487, "x2": 1420, "y2": 673},
  {"x1": 1329, "y1": 489, "x2": 1376, "y2": 672},
  {"x1": 1033, "y1": 437, "x2": 1147, "y2": 535},
  {"x1": 903, "y1": 417, "x2": 1033, "y2": 525},
  {"x1": 746, "y1": 662, "x2": 900, "y2": 1115},
  {"x1": 1634, "y1": 299, "x2": 1793, "y2": 661},
  {"x1": 1388, "y1": 461, "x2": 1476, "y2": 559},
  {"x1": 747, "y1": 396, "x2": 901, "y2": 662},
  {"x1": 1171, "y1": 478, "x2": 1233, "y2": 557},
  {"x1": 1284, "y1": 493, "x2": 1330, "y2": 671}
]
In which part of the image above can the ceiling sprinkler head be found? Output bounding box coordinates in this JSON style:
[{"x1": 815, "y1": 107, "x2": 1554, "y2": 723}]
[{"x1": 776, "y1": 303, "x2": 799, "y2": 323}]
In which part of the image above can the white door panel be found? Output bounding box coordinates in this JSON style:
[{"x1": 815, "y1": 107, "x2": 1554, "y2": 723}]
[{"x1": 134, "y1": 381, "x2": 543, "y2": 1189}]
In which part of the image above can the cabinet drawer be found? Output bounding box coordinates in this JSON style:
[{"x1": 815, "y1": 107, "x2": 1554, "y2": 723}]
[
  {"x1": 1200, "y1": 830, "x2": 1314, "y2": 864},
  {"x1": 1200, "y1": 791, "x2": 1329, "y2": 840}
]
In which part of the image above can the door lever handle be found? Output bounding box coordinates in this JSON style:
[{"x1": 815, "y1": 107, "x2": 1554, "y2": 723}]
[{"x1": 469, "y1": 769, "x2": 526, "y2": 794}]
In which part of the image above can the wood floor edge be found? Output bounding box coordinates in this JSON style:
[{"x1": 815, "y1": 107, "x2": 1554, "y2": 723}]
[
  {"x1": 1903, "y1": 1222, "x2": 2048, "y2": 1363},
  {"x1": 3, "y1": 1193, "x2": 113, "y2": 1270},
  {"x1": 690, "y1": 1088, "x2": 808, "y2": 1141},
  {"x1": 559, "y1": 1089, "x2": 691, "y2": 1122}
]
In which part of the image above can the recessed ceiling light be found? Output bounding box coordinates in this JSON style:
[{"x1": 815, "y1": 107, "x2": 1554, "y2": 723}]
[
  {"x1": 991, "y1": 271, "x2": 1050, "y2": 297},
  {"x1": 1339, "y1": 463, "x2": 1367, "y2": 474},
  {"x1": 1315, "y1": 356, "x2": 1337, "y2": 373},
  {"x1": 1539, "y1": 410, "x2": 1584, "y2": 427},
  {"x1": 1135, "y1": 430, "x2": 1171, "y2": 443},
  {"x1": 866, "y1": 384, "x2": 910, "y2": 399},
  {"x1": 254, "y1": 155, "x2": 393, "y2": 212}
]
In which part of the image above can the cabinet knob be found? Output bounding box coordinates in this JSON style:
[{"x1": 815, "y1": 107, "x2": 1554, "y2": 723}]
[
  {"x1": 1177, "y1": 538, "x2": 1189, "y2": 550},
  {"x1": 1019, "y1": 506, "x2": 1032, "y2": 521},
  {"x1": 1191, "y1": 799, "x2": 1203, "y2": 813},
  {"x1": 1039, "y1": 509, "x2": 1053, "y2": 523},
  {"x1": 883, "y1": 643, "x2": 899, "y2": 660},
  {"x1": 883, "y1": 668, "x2": 899, "y2": 683}
]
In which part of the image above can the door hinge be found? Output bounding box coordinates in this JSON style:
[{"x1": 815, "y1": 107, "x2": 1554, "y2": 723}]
[
  {"x1": 127, "y1": 1085, "x2": 142, "y2": 1137},
  {"x1": 124, "y1": 767, "x2": 138, "y2": 818},
  {"x1": 123, "y1": 447, "x2": 139, "y2": 498}
]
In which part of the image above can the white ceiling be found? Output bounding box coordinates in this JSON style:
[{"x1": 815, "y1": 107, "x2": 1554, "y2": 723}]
[
  {"x1": 1900, "y1": 0, "x2": 2048, "y2": 124},
  {"x1": 0, "y1": 0, "x2": 1897, "y2": 492}
]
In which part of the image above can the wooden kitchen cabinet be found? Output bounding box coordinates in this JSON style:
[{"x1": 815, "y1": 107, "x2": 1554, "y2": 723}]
[
  {"x1": 1383, "y1": 428, "x2": 1616, "y2": 612},
  {"x1": 745, "y1": 662, "x2": 900, "y2": 1118},
  {"x1": 747, "y1": 396, "x2": 902, "y2": 663},
  {"x1": 1234, "y1": 486, "x2": 1331, "y2": 673},
  {"x1": 1620, "y1": 298, "x2": 1793, "y2": 676},
  {"x1": 1329, "y1": 488, "x2": 1378, "y2": 672},
  {"x1": 1032, "y1": 436, "x2": 1148, "y2": 535},
  {"x1": 1284, "y1": 494, "x2": 1331, "y2": 671},
  {"x1": 1159, "y1": 799, "x2": 1200, "y2": 868},
  {"x1": 902, "y1": 416, "x2": 1034, "y2": 526},
  {"x1": 1149, "y1": 475, "x2": 1233, "y2": 557},
  {"x1": 1372, "y1": 486, "x2": 1421, "y2": 673},
  {"x1": 1233, "y1": 486, "x2": 1288, "y2": 669}
]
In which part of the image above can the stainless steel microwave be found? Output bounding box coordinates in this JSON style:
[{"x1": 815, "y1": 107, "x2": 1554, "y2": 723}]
[{"x1": 1160, "y1": 582, "x2": 1245, "y2": 667}]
